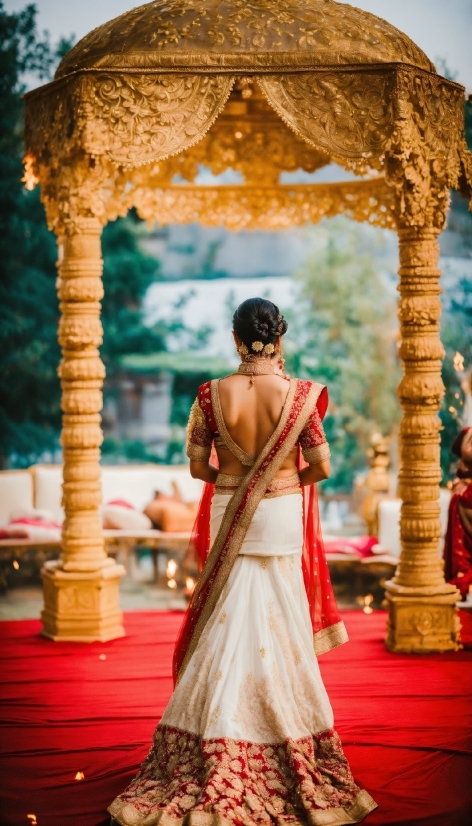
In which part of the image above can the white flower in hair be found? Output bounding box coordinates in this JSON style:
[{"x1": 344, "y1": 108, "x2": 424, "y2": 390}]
[
  {"x1": 264, "y1": 343, "x2": 275, "y2": 355},
  {"x1": 251, "y1": 341, "x2": 264, "y2": 352}
]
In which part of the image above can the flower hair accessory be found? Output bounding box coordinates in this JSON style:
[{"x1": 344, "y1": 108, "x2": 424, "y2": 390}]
[
  {"x1": 251, "y1": 341, "x2": 264, "y2": 352},
  {"x1": 264, "y1": 343, "x2": 275, "y2": 355}
]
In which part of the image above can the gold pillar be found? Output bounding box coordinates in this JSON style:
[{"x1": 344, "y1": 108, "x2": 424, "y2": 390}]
[
  {"x1": 385, "y1": 227, "x2": 460, "y2": 652},
  {"x1": 41, "y1": 216, "x2": 125, "y2": 642}
]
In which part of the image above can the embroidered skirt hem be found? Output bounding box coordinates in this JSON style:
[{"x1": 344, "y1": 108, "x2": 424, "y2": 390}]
[{"x1": 108, "y1": 725, "x2": 377, "y2": 826}]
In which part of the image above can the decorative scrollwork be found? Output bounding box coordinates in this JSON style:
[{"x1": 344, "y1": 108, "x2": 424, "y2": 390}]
[
  {"x1": 385, "y1": 69, "x2": 468, "y2": 231},
  {"x1": 56, "y1": 0, "x2": 434, "y2": 78},
  {"x1": 118, "y1": 179, "x2": 396, "y2": 232},
  {"x1": 259, "y1": 70, "x2": 396, "y2": 166},
  {"x1": 161, "y1": 81, "x2": 331, "y2": 184},
  {"x1": 82, "y1": 73, "x2": 235, "y2": 167}
]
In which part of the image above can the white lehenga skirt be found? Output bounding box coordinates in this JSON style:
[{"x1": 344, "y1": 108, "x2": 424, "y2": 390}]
[{"x1": 109, "y1": 493, "x2": 377, "y2": 826}]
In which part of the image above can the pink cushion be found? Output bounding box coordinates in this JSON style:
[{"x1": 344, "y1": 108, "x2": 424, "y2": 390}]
[{"x1": 5, "y1": 518, "x2": 62, "y2": 541}]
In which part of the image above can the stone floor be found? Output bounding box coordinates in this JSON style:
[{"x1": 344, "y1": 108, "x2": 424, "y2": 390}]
[
  {"x1": 0, "y1": 579, "x2": 188, "y2": 621},
  {"x1": 0, "y1": 547, "x2": 388, "y2": 621},
  {"x1": 0, "y1": 552, "x2": 187, "y2": 621}
]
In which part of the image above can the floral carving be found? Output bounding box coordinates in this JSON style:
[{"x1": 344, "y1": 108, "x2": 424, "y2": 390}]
[
  {"x1": 259, "y1": 70, "x2": 397, "y2": 164},
  {"x1": 172, "y1": 84, "x2": 331, "y2": 185},
  {"x1": 83, "y1": 73, "x2": 234, "y2": 166},
  {"x1": 123, "y1": 180, "x2": 396, "y2": 232},
  {"x1": 398, "y1": 296, "x2": 442, "y2": 328}
]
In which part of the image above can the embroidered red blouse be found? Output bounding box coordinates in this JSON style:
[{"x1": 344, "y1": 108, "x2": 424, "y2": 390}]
[{"x1": 186, "y1": 379, "x2": 330, "y2": 466}]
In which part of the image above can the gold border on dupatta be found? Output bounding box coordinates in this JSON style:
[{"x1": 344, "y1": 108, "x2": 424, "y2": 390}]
[
  {"x1": 314, "y1": 621, "x2": 349, "y2": 656},
  {"x1": 179, "y1": 380, "x2": 324, "y2": 679}
]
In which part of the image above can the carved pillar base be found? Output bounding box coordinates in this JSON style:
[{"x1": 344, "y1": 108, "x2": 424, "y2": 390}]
[
  {"x1": 41, "y1": 560, "x2": 126, "y2": 642},
  {"x1": 386, "y1": 587, "x2": 461, "y2": 653}
]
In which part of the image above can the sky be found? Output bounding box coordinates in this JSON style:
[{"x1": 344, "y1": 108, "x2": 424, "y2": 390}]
[{"x1": 4, "y1": 0, "x2": 472, "y2": 91}]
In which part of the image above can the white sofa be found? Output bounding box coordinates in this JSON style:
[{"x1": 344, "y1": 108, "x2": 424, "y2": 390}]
[
  {"x1": 377, "y1": 489, "x2": 451, "y2": 558},
  {"x1": 28, "y1": 464, "x2": 203, "y2": 524},
  {"x1": 0, "y1": 470, "x2": 35, "y2": 523},
  {"x1": 0, "y1": 467, "x2": 451, "y2": 564},
  {"x1": 0, "y1": 465, "x2": 203, "y2": 575}
]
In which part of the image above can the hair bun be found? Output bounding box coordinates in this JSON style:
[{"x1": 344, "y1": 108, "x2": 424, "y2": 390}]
[
  {"x1": 232, "y1": 297, "x2": 288, "y2": 352},
  {"x1": 254, "y1": 320, "x2": 271, "y2": 341}
]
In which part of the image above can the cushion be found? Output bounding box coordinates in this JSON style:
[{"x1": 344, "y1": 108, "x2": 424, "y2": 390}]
[
  {"x1": 30, "y1": 463, "x2": 203, "y2": 525},
  {"x1": 170, "y1": 470, "x2": 204, "y2": 504},
  {"x1": 10, "y1": 507, "x2": 55, "y2": 523},
  {"x1": 102, "y1": 504, "x2": 152, "y2": 531},
  {"x1": 323, "y1": 536, "x2": 378, "y2": 558},
  {"x1": 377, "y1": 500, "x2": 401, "y2": 557},
  {"x1": 7, "y1": 518, "x2": 61, "y2": 542},
  {"x1": 144, "y1": 496, "x2": 196, "y2": 532},
  {"x1": 34, "y1": 466, "x2": 64, "y2": 523},
  {"x1": 378, "y1": 490, "x2": 452, "y2": 558},
  {"x1": 102, "y1": 467, "x2": 176, "y2": 511},
  {"x1": 0, "y1": 471, "x2": 34, "y2": 522}
]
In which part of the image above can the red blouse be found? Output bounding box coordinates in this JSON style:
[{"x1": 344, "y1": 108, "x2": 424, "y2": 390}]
[{"x1": 186, "y1": 379, "x2": 330, "y2": 466}]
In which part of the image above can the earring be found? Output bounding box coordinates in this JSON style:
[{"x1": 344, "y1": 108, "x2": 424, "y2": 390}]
[
  {"x1": 238, "y1": 343, "x2": 249, "y2": 356},
  {"x1": 277, "y1": 346, "x2": 285, "y2": 374}
]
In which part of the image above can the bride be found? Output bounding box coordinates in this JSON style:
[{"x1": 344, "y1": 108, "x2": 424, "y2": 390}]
[{"x1": 109, "y1": 298, "x2": 377, "y2": 826}]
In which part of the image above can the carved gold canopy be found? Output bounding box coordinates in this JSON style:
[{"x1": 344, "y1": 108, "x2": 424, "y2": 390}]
[
  {"x1": 28, "y1": 1, "x2": 471, "y2": 651},
  {"x1": 24, "y1": 0, "x2": 472, "y2": 234}
]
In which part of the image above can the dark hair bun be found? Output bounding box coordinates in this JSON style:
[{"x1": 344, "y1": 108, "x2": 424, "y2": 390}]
[
  {"x1": 232, "y1": 297, "x2": 288, "y2": 352},
  {"x1": 452, "y1": 427, "x2": 471, "y2": 458}
]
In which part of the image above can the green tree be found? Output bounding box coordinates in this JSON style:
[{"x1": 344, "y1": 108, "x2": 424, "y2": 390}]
[
  {"x1": 0, "y1": 3, "x2": 68, "y2": 467},
  {"x1": 288, "y1": 219, "x2": 400, "y2": 492},
  {"x1": 101, "y1": 214, "x2": 165, "y2": 371},
  {"x1": 437, "y1": 71, "x2": 472, "y2": 480},
  {"x1": 440, "y1": 275, "x2": 472, "y2": 479},
  {"x1": 0, "y1": 3, "x2": 166, "y2": 467}
]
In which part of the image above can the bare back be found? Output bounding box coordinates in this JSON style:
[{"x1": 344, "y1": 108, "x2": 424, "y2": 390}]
[{"x1": 216, "y1": 373, "x2": 298, "y2": 478}]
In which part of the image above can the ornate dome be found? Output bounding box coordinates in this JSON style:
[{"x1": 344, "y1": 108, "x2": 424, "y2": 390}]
[{"x1": 56, "y1": 0, "x2": 435, "y2": 79}]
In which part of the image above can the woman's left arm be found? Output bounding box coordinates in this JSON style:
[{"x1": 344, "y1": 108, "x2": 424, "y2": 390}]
[{"x1": 298, "y1": 386, "x2": 331, "y2": 482}]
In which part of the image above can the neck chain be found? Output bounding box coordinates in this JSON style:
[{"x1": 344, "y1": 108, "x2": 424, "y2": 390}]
[{"x1": 236, "y1": 359, "x2": 276, "y2": 385}]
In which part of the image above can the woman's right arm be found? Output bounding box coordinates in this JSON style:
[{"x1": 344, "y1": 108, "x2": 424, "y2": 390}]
[{"x1": 299, "y1": 459, "x2": 330, "y2": 486}]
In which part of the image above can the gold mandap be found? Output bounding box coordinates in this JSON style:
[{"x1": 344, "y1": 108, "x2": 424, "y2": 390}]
[{"x1": 23, "y1": 0, "x2": 472, "y2": 651}]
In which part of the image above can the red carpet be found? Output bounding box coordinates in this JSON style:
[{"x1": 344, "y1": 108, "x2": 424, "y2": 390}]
[{"x1": 0, "y1": 610, "x2": 471, "y2": 826}]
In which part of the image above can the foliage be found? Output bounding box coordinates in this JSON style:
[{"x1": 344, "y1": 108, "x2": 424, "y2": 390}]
[
  {"x1": 287, "y1": 219, "x2": 400, "y2": 492},
  {"x1": 0, "y1": 3, "x2": 70, "y2": 467},
  {"x1": 101, "y1": 352, "x2": 227, "y2": 465},
  {"x1": 440, "y1": 274, "x2": 472, "y2": 480},
  {"x1": 437, "y1": 70, "x2": 472, "y2": 480},
  {"x1": 465, "y1": 99, "x2": 472, "y2": 152},
  {"x1": 119, "y1": 351, "x2": 231, "y2": 376},
  {"x1": 100, "y1": 214, "x2": 164, "y2": 373},
  {"x1": 0, "y1": 4, "x2": 166, "y2": 467}
]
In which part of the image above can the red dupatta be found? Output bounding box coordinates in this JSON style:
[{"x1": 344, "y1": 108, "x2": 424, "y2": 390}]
[
  {"x1": 444, "y1": 482, "x2": 472, "y2": 599},
  {"x1": 174, "y1": 379, "x2": 346, "y2": 683},
  {"x1": 297, "y1": 449, "x2": 347, "y2": 654}
]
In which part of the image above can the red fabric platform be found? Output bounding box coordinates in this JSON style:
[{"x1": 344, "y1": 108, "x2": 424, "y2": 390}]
[{"x1": 1, "y1": 610, "x2": 471, "y2": 826}]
